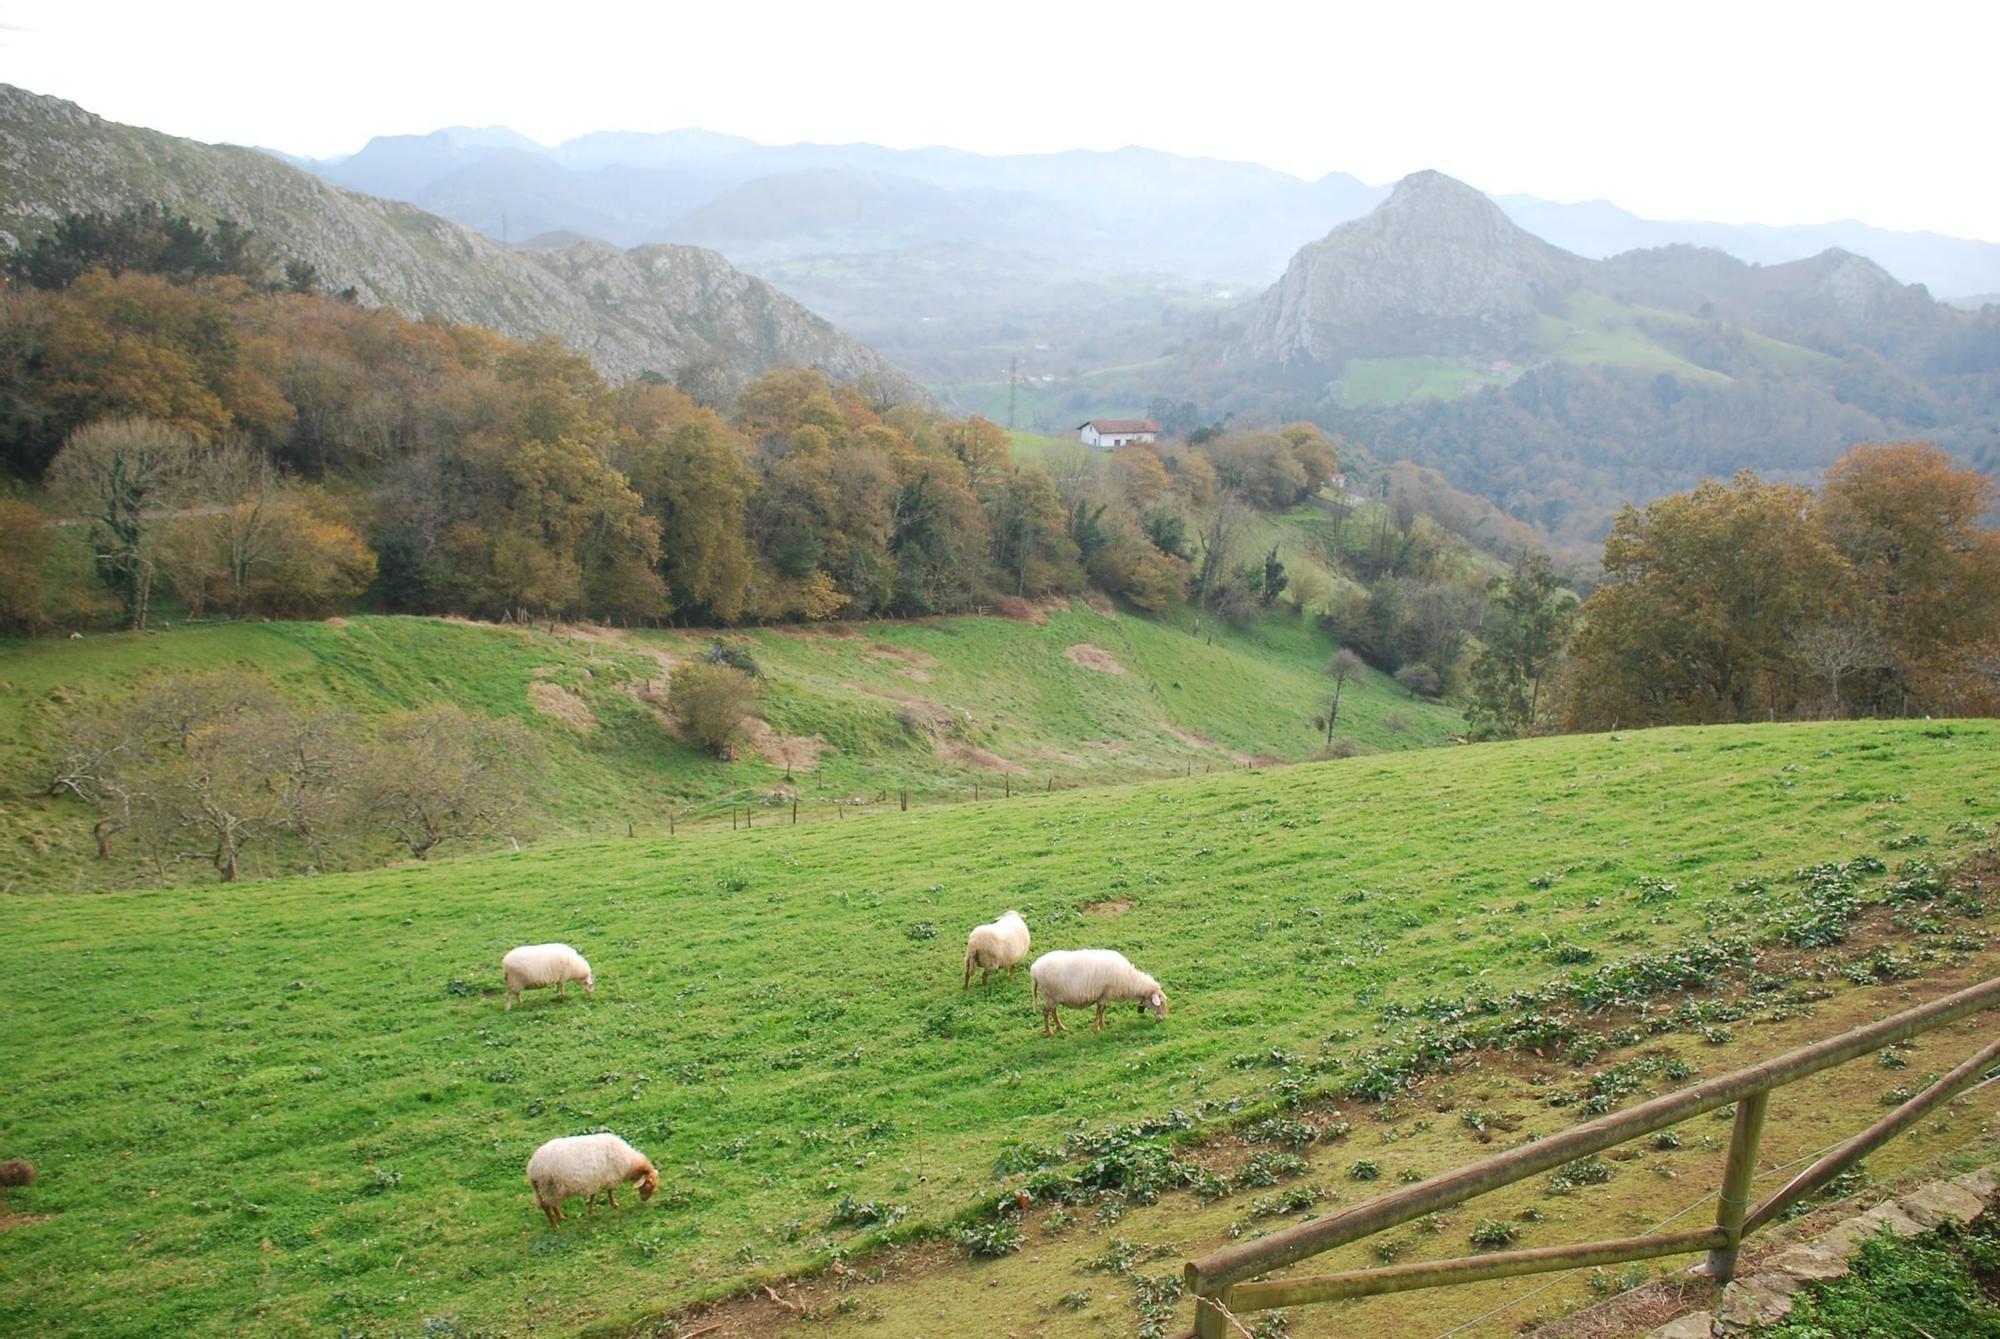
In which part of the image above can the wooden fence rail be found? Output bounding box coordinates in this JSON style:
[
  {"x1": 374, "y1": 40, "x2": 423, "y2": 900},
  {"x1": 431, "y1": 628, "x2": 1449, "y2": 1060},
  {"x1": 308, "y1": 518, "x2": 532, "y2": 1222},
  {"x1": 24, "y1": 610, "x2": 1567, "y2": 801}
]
[{"x1": 1176, "y1": 974, "x2": 2000, "y2": 1338}]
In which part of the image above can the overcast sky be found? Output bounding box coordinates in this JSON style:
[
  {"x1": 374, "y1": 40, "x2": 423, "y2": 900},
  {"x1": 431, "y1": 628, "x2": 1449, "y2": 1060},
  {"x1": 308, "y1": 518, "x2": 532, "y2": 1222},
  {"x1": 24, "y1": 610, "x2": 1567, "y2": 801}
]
[{"x1": 3, "y1": 0, "x2": 1993, "y2": 241}]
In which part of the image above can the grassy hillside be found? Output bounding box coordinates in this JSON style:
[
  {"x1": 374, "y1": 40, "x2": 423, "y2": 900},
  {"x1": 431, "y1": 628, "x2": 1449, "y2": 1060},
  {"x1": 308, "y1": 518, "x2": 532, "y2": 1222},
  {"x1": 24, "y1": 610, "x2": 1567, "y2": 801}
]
[
  {"x1": 1335, "y1": 291, "x2": 1839, "y2": 406},
  {"x1": 0, "y1": 719, "x2": 1992, "y2": 1335},
  {"x1": 0, "y1": 606, "x2": 1457, "y2": 891}
]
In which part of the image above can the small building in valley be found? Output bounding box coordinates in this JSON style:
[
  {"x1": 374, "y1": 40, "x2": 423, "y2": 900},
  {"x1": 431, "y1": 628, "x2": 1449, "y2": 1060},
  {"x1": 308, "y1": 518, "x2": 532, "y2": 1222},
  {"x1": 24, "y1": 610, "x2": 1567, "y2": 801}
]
[{"x1": 1077, "y1": 418, "x2": 1162, "y2": 450}]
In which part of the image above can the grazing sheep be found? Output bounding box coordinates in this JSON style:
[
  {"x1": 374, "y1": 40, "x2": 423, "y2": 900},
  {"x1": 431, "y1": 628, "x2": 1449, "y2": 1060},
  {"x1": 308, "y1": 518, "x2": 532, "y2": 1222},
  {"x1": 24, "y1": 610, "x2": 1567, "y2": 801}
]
[
  {"x1": 524, "y1": 1132, "x2": 658, "y2": 1228},
  {"x1": 963, "y1": 910, "x2": 1031, "y2": 989},
  {"x1": 501, "y1": 943, "x2": 594, "y2": 1011},
  {"x1": 1029, "y1": 949, "x2": 1168, "y2": 1035}
]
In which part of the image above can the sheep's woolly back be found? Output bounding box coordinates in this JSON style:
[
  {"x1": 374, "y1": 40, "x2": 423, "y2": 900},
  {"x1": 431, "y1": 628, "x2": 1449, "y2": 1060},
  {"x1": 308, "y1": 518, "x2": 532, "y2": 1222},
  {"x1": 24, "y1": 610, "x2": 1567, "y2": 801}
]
[
  {"x1": 1029, "y1": 949, "x2": 1162, "y2": 1008},
  {"x1": 964, "y1": 910, "x2": 1031, "y2": 971},
  {"x1": 502, "y1": 943, "x2": 592, "y2": 991},
  {"x1": 524, "y1": 1133, "x2": 653, "y2": 1204}
]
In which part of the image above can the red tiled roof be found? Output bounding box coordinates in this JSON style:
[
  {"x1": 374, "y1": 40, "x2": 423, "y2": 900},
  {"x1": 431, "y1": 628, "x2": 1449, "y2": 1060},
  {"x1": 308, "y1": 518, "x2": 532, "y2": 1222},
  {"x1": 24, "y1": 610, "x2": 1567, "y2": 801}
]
[{"x1": 1080, "y1": 419, "x2": 1161, "y2": 434}]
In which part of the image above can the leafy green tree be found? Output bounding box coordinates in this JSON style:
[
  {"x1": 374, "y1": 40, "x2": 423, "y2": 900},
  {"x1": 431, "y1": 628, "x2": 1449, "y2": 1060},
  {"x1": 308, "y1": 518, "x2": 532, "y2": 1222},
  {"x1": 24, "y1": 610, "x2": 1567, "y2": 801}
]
[
  {"x1": 1467, "y1": 553, "x2": 1574, "y2": 737},
  {"x1": 1259, "y1": 545, "x2": 1289, "y2": 607}
]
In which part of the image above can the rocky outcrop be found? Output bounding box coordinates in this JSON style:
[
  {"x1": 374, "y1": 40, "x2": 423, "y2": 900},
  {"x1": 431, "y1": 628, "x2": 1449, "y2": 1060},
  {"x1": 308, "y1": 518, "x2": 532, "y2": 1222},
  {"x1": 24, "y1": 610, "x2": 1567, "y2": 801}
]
[
  {"x1": 1231, "y1": 169, "x2": 1587, "y2": 368},
  {"x1": 0, "y1": 84, "x2": 924, "y2": 401}
]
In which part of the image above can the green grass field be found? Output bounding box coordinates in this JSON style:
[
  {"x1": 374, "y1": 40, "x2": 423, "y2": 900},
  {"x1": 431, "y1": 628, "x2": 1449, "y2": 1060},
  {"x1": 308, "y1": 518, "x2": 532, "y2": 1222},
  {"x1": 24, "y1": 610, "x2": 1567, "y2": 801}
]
[
  {"x1": 0, "y1": 607, "x2": 1457, "y2": 891},
  {"x1": 0, "y1": 719, "x2": 1992, "y2": 1336}
]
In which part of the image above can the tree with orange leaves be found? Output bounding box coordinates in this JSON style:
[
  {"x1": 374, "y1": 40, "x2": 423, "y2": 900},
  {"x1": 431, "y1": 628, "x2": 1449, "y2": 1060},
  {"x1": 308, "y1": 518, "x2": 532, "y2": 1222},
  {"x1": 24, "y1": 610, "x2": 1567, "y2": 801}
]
[{"x1": 1819, "y1": 442, "x2": 2000, "y2": 714}]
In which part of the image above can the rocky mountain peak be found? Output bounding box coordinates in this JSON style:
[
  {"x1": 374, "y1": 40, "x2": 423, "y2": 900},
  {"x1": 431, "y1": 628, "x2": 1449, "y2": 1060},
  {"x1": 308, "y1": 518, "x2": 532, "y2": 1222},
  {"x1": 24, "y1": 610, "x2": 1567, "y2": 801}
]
[{"x1": 1232, "y1": 169, "x2": 1584, "y2": 368}]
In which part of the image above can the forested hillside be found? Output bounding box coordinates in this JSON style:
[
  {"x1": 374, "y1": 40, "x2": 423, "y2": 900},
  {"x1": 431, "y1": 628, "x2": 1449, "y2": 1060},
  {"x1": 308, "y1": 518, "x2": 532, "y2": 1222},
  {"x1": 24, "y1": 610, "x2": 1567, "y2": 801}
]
[{"x1": 1209, "y1": 172, "x2": 2000, "y2": 543}]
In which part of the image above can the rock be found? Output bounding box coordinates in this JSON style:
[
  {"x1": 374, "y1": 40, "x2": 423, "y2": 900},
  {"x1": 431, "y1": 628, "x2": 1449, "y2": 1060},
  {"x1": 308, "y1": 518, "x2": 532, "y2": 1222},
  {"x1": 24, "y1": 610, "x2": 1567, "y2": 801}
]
[
  {"x1": 1951, "y1": 1165, "x2": 1998, "y2": 1201},
  {"x1": 1852, "y1": 1201, "x2": 1924, "y2": 1237},
  {"x1": 1897, "y1": 1181, "x2": 1986, "y2": 1228},
  {"x1": 1715, "y1": 1275, "x2": 1797, "y2": 1331},
  {"x1": 1644, "y1": 1313, "x2": 1715, "y2": 1339},
  {"x1": 1766, "y1": 1244, "x2": 1849, "y2": 1282}
]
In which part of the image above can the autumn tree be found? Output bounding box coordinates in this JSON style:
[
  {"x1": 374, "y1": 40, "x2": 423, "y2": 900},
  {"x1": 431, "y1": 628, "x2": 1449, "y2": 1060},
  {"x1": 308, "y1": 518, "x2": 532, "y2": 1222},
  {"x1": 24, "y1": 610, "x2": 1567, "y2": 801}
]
[
  {"x1": 0, "y1": 498, "x2": 55, "y2": 631},
  {"x1": 1818, "y1": 442, "x2": 2000, "y2": 713},
  {"x1": 943, "y1": 415, "x2": 1011, "y2": 498},
  {"x1": 988, "y1": 465, "x2": 1080, "y2": 596},
  {"x1": 1564, "y1": 472, "x2": 1849, "y2": 729}
]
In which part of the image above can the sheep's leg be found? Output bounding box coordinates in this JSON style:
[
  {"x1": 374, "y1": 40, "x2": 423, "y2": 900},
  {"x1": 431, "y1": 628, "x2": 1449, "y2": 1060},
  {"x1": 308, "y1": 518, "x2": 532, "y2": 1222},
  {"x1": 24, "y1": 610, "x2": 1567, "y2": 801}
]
[
  {"x1": 981, "y1": 967, "x2": 992, "y2": 985},
  {"x1": 607, "y1": 1187, "x2": 619, "y2": 1208},
  {"x1": 542, "y1": 1202, "x2": 560, "y2": 1229},
  {"x1": 1006, "y1": 963, "x2": 1016, "y2": 979},
  {"x1": 1041, "y1": 1009, "x2": 1054, "y2": 1036},
  {"x1": 963, "y1": 960, "x2": 974, "y2": 990},
  {"x1": 506, "y1": 989, "x2": 517, "y2": 1012},
  {"x1": 555, "y1": 980, "x2": 565, "y2": 999},
  {"x1": 1094, "y1": 1002, "x2": 1105, "y2": 1032}
]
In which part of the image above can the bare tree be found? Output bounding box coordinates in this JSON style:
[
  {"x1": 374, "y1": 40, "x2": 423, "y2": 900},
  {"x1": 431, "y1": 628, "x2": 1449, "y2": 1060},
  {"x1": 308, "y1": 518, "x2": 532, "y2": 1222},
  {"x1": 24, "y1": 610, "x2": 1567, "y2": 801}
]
[
  {"x1": 1191, "y1": 487, "x2": 1243, "y2": 639},
  {"x1": 360, "y1": 704, "x2": 536, "y2": 860},
  {"x1": 1317, "y1": 649, "x2": 1368, "y2": 751},
  {"x1": 45, "y1": 417, "x2": 197, "y2": 629},
  {"x1": 1795, "y1": 619, "x2": 1889, "y2": 716}
]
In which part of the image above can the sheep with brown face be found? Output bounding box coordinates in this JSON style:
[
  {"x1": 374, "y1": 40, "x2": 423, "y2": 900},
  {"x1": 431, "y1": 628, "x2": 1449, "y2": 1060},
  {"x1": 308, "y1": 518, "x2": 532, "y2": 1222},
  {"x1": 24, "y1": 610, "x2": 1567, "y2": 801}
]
[{"x1": 524, "y1": 1133, "x2": 657, "y2": 1228}]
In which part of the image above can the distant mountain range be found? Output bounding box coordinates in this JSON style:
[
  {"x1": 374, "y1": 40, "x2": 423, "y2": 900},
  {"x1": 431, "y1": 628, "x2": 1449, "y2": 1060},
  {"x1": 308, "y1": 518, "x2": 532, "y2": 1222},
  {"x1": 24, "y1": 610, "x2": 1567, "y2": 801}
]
[
  {"x1": 1219, "y1": 171, "x2": 2000, "y2": 543},
  {"x1": 0, "y1": 86, "x2": 924, "y2": 402},
  {"x1": 291, "y1": 124, "x2": 2000, "y2": 298}
]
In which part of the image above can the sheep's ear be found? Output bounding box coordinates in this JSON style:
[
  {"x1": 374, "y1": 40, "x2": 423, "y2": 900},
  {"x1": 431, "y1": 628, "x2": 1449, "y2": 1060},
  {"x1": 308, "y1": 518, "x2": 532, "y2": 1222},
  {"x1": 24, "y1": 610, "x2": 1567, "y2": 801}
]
[{"x1": 1150, "y1": 991, "x2": 1164, "y2": 1007}]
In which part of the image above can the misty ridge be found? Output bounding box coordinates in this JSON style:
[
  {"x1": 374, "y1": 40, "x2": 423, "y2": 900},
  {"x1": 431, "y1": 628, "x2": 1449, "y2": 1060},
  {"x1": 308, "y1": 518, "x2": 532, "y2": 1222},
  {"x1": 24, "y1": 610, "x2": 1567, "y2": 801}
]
[{"x1": 287, "y1": 122, "x2": 2000, "y2": 299}]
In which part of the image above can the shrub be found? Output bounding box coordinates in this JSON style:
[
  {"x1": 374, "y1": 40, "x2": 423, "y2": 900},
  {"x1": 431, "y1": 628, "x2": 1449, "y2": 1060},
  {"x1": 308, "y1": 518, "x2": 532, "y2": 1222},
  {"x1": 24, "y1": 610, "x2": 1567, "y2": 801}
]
[
  {"x1": 1470, "y1": 1219, "x2": 1518, "y2": 1249},
  {"x1": 670, "y1": 662, "x2": 756, "y2": 756},
  {"x1": 1394, "y1": 664, "x2": 1443, "y2": 698}
]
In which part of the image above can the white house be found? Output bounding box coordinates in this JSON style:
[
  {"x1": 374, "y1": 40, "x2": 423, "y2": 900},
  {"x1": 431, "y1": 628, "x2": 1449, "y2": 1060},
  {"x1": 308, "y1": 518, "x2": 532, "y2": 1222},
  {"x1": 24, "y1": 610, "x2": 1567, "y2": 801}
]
[{"x1": 1077, "y1": 418, "x2": 1162, "y2": 450}]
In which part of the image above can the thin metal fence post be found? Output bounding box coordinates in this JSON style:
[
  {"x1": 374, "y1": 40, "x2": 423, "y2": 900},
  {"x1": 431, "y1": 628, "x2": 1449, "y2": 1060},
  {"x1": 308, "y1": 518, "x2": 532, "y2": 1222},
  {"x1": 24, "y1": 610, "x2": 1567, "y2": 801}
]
[{"x1": 1704, "y1": 1090, "x2": 1770, "y2": 1281}]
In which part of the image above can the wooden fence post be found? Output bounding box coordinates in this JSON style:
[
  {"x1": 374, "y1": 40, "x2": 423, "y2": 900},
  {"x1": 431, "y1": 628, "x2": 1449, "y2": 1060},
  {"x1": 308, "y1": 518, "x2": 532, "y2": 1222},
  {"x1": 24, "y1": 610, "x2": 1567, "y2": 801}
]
[
  {"x1": 900, "y1": 788, "x2": 909, "y2": 811},
  {"x1": 1005, "y1": 776, "x2": 1010, "y2": 798},
  {"x1": 792, "y1": 798, "x2": 798, "y2": 825},
  {"x1": 1704, "y1": 1091, "x2": 1770, "y2": 1281},
  {"x1": 731, "y1": 810, "x2": 737, "y2": 831},
  {"x1": 627, "y1": 819, "x2": 634, "y2": 838},
  {"x1": 669, "y1": 813, "x2": 675, "y2": 836}
]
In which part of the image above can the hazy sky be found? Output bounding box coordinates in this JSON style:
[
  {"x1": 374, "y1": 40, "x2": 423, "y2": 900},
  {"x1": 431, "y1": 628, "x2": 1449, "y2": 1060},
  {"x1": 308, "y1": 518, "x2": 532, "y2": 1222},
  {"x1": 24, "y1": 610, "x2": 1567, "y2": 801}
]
[{"x1": 4, "y1": 0, "x2": 1994, "y2": 240}]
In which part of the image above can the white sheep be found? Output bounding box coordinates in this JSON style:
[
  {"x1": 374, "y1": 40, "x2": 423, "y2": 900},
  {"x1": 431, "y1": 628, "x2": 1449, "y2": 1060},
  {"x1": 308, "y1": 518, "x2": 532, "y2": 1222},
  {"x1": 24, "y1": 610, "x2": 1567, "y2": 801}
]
[
  {"x1": 963, "y1": 910, "x2": 1031, "y2": 989},
  {"x1": 501, "y1": 943, "x2": 594, "y2": 1011},
  {"x1": 524, "y1": 1132, "x2": 658, "y2": 1228},
  {"x1": 1028, "y1": 948, "x2": 1168, "y2": 1035}
]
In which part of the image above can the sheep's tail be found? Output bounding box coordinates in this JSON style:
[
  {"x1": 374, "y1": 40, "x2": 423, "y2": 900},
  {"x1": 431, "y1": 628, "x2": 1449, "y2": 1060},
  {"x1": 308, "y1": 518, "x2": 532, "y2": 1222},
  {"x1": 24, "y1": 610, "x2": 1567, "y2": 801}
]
[{"x1": 1029, "y1": 971, "x2": 1039, "y2": 1005}]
